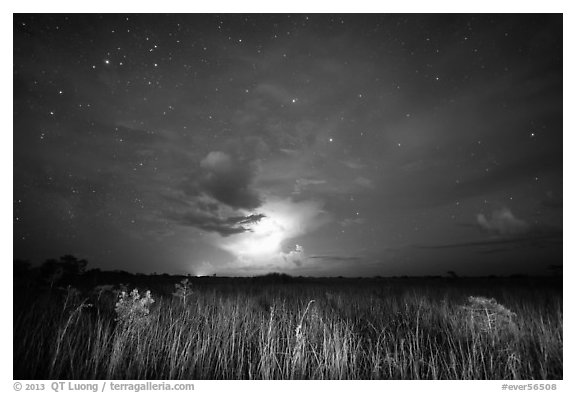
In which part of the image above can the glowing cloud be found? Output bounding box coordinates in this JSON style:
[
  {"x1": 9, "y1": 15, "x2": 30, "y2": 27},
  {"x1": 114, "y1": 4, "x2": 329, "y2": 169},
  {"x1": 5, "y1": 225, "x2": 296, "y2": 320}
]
[
  {"x1": 477, "y1": 207, "x2": 529, "y2": 236},
  {"x1": 213, "y1": 197, "x2": 329, "y2": 268}
]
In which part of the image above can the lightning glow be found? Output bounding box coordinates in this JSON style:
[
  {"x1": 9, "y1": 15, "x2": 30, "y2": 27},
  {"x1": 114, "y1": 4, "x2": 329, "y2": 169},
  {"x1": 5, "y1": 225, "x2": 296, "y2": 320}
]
[{"x1": 215, "y1": 198, "x2": 328, "y2": 267}]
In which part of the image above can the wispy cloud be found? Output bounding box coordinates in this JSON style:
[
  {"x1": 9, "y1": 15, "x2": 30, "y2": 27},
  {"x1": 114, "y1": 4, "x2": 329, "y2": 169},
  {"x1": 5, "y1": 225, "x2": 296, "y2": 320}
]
[
  {"x1": 293, "y1": 178, "x2": 327, "y2": 195},
  {"x1": 477, "y1": 207, "x2": 529, "y2": 236}
]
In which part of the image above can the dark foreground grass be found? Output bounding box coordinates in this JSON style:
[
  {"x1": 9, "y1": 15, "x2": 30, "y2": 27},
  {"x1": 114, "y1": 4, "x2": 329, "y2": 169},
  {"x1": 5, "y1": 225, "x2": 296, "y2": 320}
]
[{"x1": 14, "y1": 277, "x2": 562, "y2": 379}]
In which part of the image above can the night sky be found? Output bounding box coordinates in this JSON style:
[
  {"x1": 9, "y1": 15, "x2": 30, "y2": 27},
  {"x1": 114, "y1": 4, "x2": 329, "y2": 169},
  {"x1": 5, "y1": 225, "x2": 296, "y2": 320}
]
[{"x1": 13, "y1": 14, "x2": 563, "y2": 276}]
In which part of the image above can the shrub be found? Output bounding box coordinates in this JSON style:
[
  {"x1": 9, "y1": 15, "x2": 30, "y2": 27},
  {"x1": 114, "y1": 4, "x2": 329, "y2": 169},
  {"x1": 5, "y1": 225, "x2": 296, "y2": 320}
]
[
  {"x1": 460, "y1": 296, "x2": 517, "y2": 333},
  {"x1": 114, "y1": 289, "x2": 155, "y2": 331}
]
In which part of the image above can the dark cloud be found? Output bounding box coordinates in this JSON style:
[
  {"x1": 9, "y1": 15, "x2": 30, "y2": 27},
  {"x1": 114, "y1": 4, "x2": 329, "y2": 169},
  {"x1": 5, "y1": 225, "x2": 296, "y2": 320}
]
[
  {"x1": 196, "y1": 151, "x2": 262, "y2": 210},
  {"x1": 308, "y1": 255, "x2": 364, "y2": 262},
  {"x1": 416, "y1": 237, "x2": 540, "y2": 250},
  {"x1": 168, "y1": 208, "x2": 266, "y2": 237},
  {"x1": 415, "y1": 228, "x2": 561, "y2": 251},
  {"x1": 227, "y1": 214, "x2": 267, "y2": 226}
]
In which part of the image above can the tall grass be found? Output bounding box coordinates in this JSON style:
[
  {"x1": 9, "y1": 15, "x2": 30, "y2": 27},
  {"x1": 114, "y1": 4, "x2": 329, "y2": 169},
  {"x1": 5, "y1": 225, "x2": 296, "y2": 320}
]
[{"x1": 13, "y1": 279, "x2": 562, "y2": 379}]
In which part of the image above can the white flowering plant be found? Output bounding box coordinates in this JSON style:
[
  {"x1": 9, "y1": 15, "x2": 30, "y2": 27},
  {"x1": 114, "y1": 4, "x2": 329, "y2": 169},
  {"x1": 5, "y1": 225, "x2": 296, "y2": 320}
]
[{"x1": 114, "y1": 288, "x2": 155, "y2": 330}]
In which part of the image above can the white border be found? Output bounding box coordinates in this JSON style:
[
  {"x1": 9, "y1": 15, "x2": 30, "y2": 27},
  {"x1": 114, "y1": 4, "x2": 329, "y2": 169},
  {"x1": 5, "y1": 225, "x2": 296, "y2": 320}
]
[{"x1": 3, "y1": 1, "x2": 573, "y2": 390}]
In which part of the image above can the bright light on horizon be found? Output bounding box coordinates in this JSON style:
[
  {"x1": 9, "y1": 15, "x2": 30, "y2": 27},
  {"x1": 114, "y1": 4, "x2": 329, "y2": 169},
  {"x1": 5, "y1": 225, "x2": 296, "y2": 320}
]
[
  {"x1": 233, "y1": 216, "x2": 285, "y2": 257},
  {"x1": 214, "y1": 198, "x2": 328, "y2": 268}
]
